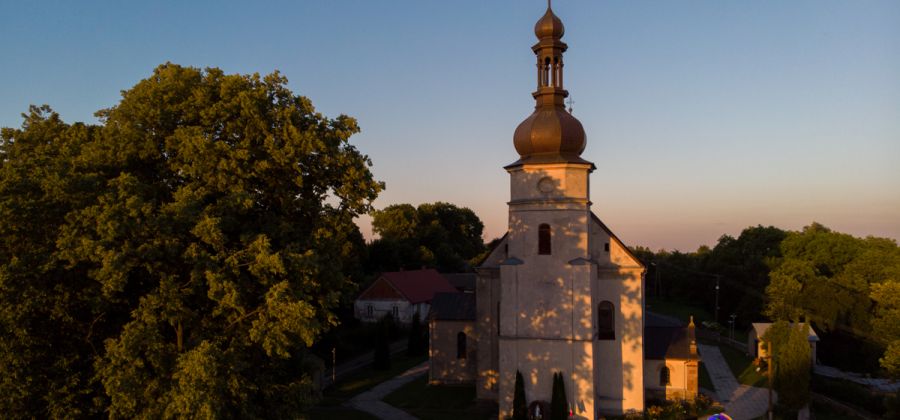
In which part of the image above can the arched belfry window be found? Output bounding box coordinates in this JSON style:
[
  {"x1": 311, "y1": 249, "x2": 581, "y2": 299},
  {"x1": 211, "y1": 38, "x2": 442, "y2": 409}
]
[
  {"x1": 597, "y1": 301, "x2": 615, "y2": 340},
  {"x1": 660, "y1": 366, "x2": 671, "y2": 386},
  {"x1": 538, "y1": 224, "x2": 551, "y2": 255},
  {"x1": 457, "y1": 332, "x2": 467, "y2": 359}
]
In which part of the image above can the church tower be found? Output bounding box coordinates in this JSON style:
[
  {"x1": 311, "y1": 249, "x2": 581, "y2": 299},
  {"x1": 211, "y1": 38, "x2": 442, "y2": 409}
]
[{"x1": 476, "y1": 3, "x2": 646, "y2": 418}]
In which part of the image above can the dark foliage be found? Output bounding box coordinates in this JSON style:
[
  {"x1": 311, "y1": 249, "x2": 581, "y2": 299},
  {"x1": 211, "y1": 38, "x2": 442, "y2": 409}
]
[
  {"x1": 513, "y1": 370, "x2": 527, "y2": 420},
  {"x1": 373, "y1": 314, "x2": 393, "y2": 371},
  {"x1": 550, "y1": 372, "x2": 568, "y2": 420},
  {"x1": 407, "y1": 312, "x2": 425, "y2": 357}
]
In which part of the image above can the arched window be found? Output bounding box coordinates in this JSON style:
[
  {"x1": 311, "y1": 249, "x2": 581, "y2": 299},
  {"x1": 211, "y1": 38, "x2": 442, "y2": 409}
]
[
  {"x1": 660, "y1": 366, "x2": 671, "y2": 386},
  {"x1": 457, "y1": 332, "x2": 467, "y2": 359},
  {"x1": 542, "y1": 56, "x2": 551, "y2": 87},
  {"x1": 538, "y1": 224, "x2": 551, "y2": 255},
  {"x1": 597, "y1": 301, "x2": 615, "y2": 340}
]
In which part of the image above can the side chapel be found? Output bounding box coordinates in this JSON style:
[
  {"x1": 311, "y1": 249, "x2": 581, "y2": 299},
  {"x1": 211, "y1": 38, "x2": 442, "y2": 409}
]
[{"x1": 428, "y1": 3, "x2": 698, "y2": 418}]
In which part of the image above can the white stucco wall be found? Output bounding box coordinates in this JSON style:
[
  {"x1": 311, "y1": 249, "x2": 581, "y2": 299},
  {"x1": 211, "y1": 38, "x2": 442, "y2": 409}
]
[
  {"x1": 354, "y1": 299, "x2": 428, "y2": 324},
  {"x1": 493, "y1": 161, "x2": 645, "y2": 419}
]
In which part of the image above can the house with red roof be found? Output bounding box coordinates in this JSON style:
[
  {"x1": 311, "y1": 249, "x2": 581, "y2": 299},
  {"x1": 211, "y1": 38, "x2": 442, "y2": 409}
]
[{"x1": 354, "y1": 269, "x2": 457, "y2": 324}]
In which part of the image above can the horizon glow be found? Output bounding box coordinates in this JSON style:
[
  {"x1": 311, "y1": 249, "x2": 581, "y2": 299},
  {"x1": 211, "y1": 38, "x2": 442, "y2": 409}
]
[{"x1": 1, "y1": 0, "x2": 898, "y2": 251}]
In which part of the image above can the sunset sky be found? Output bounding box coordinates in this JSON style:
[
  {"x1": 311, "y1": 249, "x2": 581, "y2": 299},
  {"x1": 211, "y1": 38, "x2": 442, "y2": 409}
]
[{"x1": 2, "y1": 0, "x2": 898, "y2": 251}]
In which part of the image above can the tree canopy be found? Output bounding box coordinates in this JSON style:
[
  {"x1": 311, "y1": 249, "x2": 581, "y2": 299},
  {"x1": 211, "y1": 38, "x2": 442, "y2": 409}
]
[
  {"x1": 0, "y1": 63, "x2": 381, "y2": 417},
  {"x1": 367, "y1": 201, "x2": 485, "y2": 273},
  {"x1": 764, "y1": 223, "x2": 900, "y2": 374},
  {"x1": 634, "y1": 222, "x2": 899, "y2": 374}
]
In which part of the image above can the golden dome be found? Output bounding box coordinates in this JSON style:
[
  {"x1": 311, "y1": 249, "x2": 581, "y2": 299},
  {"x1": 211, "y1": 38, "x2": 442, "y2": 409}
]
[
  {"x1": 513, "y1": 107, "x2": 586, "y2": 158},
  {"x1": 508, "y1": 3, "x2": 590, "y2": 167},
  {"x1": 534, "y1": 7, "x2": 564, "y2": 40}
]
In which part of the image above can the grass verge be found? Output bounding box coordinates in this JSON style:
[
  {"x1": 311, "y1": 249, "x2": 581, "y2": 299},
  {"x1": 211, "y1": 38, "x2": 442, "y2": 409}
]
[
  {"x1": 716, "y1": 342, "x2": 767, "y2": 387},
  {"x1": 383, "y1": 376, "x2": 498, "y2": 420},
  {"x1": 318, "y1": 353, "x2": 428, "y2": 406}
]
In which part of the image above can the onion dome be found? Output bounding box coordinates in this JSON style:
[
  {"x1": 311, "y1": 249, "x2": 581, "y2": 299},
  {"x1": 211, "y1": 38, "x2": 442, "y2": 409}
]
[
  {"x1": 534, "y1": 7, "x2": 564, "y2": 40},
  {"x1": 513, "y1": 107, "x2": 585, "y2": 158},
  {"x1": 509, "y1": 3, "x2": 590, "y2": 167}
]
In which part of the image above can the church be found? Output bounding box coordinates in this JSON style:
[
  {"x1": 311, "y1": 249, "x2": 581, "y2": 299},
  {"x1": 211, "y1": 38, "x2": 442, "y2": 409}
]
[{"x1": 427, "y1": 4, "x2": 698, "y2": 418}]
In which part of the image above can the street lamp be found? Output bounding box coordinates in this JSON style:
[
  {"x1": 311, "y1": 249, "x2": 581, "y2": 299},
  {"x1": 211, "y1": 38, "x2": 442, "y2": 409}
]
[{"x1": 729, "y1": 313, "x2": 737, "y2": 340}]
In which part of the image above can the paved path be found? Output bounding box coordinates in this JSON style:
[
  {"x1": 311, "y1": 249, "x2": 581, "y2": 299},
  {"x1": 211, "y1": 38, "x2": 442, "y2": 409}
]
[
  {"x1": 698, "y1": 344, "x2": 774, "y2": 420},
  {"x1": 814, "y1": 364, "x2": 900, "y2": 393},
  {"x1": 345, "y1": 361, "x2": 428, "y2": 420}
]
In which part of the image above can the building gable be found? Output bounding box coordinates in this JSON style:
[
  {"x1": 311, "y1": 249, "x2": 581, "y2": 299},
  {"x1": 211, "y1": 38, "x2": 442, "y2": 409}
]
[
  {"x1": 358, "y1": 277, "x2": 406, "y2": 301},
  {"x1": 591, "y1": 212, "x2": 644, "y2": 269}
]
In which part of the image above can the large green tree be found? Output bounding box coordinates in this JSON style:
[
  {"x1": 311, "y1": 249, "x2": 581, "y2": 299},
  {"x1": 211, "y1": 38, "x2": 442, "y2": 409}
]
[
  {"x1": 764, "y1": 322, "x2": 811, "y2": 412},
  {"x1": 368, "y1": 201, "x2": 484, "y2": 272},
  {"x1": 0, "y1": 64, "x2": 381, "y2": 417}
]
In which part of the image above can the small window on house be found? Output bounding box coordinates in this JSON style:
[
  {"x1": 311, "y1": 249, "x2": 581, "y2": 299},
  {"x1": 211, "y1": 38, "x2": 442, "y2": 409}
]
[
  {"x1": 660, "y1": 366, "x2": 671, "y2": 386},
  {"x1": 457, "y1": 332, "x2": 467, "y2": 359},
  {"x1": 538, "y1": 224, "x2": 551, "y2": 255},
  {"x1": 366, "y1": 304, "x2": 373, "y2": 318},
  {"x1": 604, "y1": 242, "x2": 610, "y2": 252},
  {"x1": 597, "y1": 301, "x2": 615, "y2": 340},
  {"x1": 392, "y1": 305, "x2": 399, "y2": 320}
]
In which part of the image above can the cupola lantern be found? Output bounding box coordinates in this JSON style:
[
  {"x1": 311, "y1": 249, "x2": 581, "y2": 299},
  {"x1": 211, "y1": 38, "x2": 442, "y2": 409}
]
[{"x1": 511, "y1": 1, "x2": 588, "y2": 166}]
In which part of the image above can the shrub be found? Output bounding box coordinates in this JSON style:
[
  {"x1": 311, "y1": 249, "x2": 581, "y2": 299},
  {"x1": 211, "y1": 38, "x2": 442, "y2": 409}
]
[
  {"x1": 550, "y1": 372, "x2": 568, "y2": 420},
  {"x1": 513, "y1": 370, "x2": 527, "y2": 420}
]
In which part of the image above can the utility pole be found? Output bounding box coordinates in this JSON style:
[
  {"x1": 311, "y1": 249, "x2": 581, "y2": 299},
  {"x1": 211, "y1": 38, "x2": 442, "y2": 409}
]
[
  {"x1": 714, "y1": 275, "x2": 721, "y2": 324},
  {"x1": 331, "y1": 347, "x2": 336, "y2": 384},
  {"x1": 767, "y1": 340, "x2": 774, "y2": 420}
]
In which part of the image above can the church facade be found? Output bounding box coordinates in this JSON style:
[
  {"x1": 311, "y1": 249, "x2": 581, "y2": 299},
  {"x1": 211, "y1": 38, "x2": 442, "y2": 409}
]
[{"x1": 428, "y1": 4, "x2": 697, "y2": 418}]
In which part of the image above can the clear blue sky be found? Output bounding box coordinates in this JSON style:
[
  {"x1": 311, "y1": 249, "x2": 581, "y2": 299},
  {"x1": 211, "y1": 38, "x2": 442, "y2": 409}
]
[{"x1": 2, "y1": 0, "x2": 898, "y2": 251}]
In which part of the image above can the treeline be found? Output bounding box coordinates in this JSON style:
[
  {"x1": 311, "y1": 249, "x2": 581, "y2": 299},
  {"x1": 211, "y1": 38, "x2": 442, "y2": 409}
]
[
  {"x1": 632, "y1": 225, "x2": 787, "y2": 329},
  {"x1": 633, "y1": 223, "x2": 900, "y2": 376}
]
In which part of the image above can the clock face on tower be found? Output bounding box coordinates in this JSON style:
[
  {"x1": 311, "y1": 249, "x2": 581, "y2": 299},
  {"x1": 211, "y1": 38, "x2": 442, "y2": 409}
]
[{"x1": 537, "y1": 177, "x2": 555, "y2": 193}]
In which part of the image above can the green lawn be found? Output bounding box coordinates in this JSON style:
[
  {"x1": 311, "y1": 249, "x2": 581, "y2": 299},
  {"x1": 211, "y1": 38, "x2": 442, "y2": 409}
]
[
  {"x1": 308, "y1": 406, "x2": 378, "y2": 420},
  {"x1": 647, "y1": 297, "x2": 749, "y2": 343},
  {"x1": 717, "y1": 343, "x2": 767, "y2": 387},
  {"x1": 383, "y1": 376, "x2": 498, "y2": 420},
  {"x1": 318, "y1": 354, "x2": 428, "y2": 406},
  {"x1": 647, "y1": 297, "x2": 713, "y2": 324}
]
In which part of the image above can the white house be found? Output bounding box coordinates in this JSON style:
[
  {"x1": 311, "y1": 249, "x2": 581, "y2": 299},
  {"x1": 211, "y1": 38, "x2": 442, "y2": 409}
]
[
  {"x1": 354, "y1": 269, "x2": 457, "y2": 324},
  {"x1": 749, "y1": 322, "x2": 819, "y2": 365}
]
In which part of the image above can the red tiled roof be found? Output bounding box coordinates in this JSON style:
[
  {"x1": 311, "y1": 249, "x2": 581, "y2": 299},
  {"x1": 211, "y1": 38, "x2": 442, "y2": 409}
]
[{"x1": 381, "y1": 269, "x2": 457, "y2": 304}]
